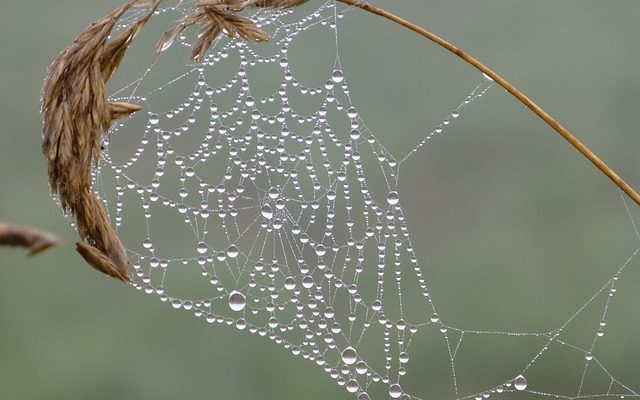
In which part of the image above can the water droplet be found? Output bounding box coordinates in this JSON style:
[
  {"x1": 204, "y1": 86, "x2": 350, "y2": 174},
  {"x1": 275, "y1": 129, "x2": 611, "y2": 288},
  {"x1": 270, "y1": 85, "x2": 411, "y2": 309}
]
[
  {"x1": 482, "y1": 72, "x2": 494, "y2": 82},
  {"x1": 514, "y1": 375, "x2": 527, "y2": 391},
  {"x1": 302, "y1": 276, "x2": 314, "y2": 289},
  {"x1": 227, "y1": 245, "x2": 239, "y2": 258},
  {"x1": 149, "y1": 114, "x2": 159, "y2": 125},
  {"x1": 341, "y1": 347, "x2": 357, "y2": 365},
  {"x1": 284, "y1": 277, "x2": 296, "y2": 290},
  {"x1": 346, "y1": 379, "x2": 359, "y2": 393},
  {"x1": 315, "y1": 244, "x2": 326, "y2": 256},
  {"x1": 229, "y1": 291, "x2": 246, "y2": 311},
  {"x1": 332, "y1": 69, "x2": 344, "y2": 83},
  {"x1": 430, "y1": 312, "x2": 440, "y2": 323},
  {"x1": 261, "y1": 204, "x2": 274, "y2": 219},
  {"x1": 389, "y1": 384, "x2": 403, "y2": 398},
  {"x1": 355, "y1": 361, "x2": 368, "y2": 374},
  {"x1": 585, "y1": 352, "x2": 593, "y2": 361},
  {"x1": 387, "y1": 191, "x2": 399, "y2": 206},
  {"x1": 347, "y1": 106, "x2": 358, "y2": 119},
  {"x1": 196, "y1": 241, "x2": 208, "y2": 254},
  {"x1": 268, "y1": 187, "x2": 280, "y2": 199}
]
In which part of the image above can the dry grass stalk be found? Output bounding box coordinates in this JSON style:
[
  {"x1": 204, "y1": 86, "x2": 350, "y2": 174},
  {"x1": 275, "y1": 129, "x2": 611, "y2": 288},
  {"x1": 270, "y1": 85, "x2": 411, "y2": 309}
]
[
  {"x1": 41, "y1": 0, "x2": 162, "y2": 282},
  {"x1": 337, "y1": 0, "x2": 640, "y2": 207},
  {"x1": 156, "y1": 0, "x2": 308, "y2": 61},
  {"x1": 0, "y1": 222, "x2": 61, "y2": 256}
]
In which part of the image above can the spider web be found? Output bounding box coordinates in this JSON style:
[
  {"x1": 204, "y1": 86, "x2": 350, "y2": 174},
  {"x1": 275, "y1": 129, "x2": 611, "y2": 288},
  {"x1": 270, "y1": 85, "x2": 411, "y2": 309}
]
[{"x1": 84, "y1": 1, "x2": 640, "y2": 399}]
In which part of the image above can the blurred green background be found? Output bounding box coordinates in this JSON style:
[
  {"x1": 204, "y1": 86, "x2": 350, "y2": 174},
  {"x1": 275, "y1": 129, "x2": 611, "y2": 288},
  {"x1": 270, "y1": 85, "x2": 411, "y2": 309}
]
[{"x1": 1, "y1": 1, "x2": 639, "y2": 399}]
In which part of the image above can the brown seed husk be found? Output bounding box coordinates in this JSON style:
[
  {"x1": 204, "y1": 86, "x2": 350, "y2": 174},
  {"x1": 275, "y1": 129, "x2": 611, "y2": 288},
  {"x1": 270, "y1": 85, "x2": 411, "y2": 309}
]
[
  {"x1": 156, "y1": 0, "x2": 309, "y2": 61},
  {"x1": 41, "y1": 0, "x2": 162, "y2": 282}
]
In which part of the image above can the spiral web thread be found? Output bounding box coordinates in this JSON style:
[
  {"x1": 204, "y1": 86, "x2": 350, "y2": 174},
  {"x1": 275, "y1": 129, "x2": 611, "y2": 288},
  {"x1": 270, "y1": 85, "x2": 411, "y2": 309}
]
[{"x1": 90, "y1": 2, "x2": 640, "y2": 399}]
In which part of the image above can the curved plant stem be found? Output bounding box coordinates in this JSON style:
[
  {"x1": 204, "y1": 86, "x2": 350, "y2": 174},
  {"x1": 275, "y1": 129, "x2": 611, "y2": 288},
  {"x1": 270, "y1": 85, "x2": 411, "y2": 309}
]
[{"x1": 338, "y1": 0, "x2": 640, "y2": 207}]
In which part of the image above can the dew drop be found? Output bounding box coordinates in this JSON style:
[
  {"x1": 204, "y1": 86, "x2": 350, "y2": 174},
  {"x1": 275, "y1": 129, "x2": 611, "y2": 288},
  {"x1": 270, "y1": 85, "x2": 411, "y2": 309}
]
[
  {"x1": 196, "y1": 241, "x2": 208, "y2": 254},
  {"x1": 355, "y1": 361, "x2": 368, "y2": 374},
  {"x1": 229, "y1": 291, "x2": 246, "y2": 311},
  {"x1": 302, "y1": 276, "x2": 314, "y2": 289},
  {"x1": 227, "y1": 245, "x2": 239, "y2": 258},
  {"x1": 261, "y1": 204, "x2": 274, "y2": 219},
  {"x1": 514, "y1": 375, "x2": 527, "y2": 391},
  {"x1": 387, "y1": 191, "x2": 399, "y2": 206},
  {"x1": 315, "y1": 244, "x2": 326, "y2": 256},
  {"x1": 149, "y1": 114, "x2": 160, "y2": 125},
  {"x1": 284, "y1": 277, "x2": 296, "y2": 290},
  {"x1": 347, "y1": 106, "x2": 358, "y2": 119},
  {"x1": 346, "y1": 379, "x2": 359, "y2": 393},
  {"x1": 332, "y1": 69, "x2": 344, "y2": 83},
  {"x1": 389, "y1": 384, "x2": 403, "y2": 398},
  {"x1": 268, "y1": 187, "x2": 280, "y2": 199},
  {"x1": 341, "y1": 346, "x2": 357, "y2": 365}
]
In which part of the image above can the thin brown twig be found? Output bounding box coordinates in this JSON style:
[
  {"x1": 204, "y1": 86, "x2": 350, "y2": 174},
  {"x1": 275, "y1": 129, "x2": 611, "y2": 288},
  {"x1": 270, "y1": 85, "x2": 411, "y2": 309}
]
[
  {"x1": 338, "y1": 0, "x2": 640, "y2": 207},
  {"x1": 0, "y1": 222, "x2": 61, "y2": 256}
]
